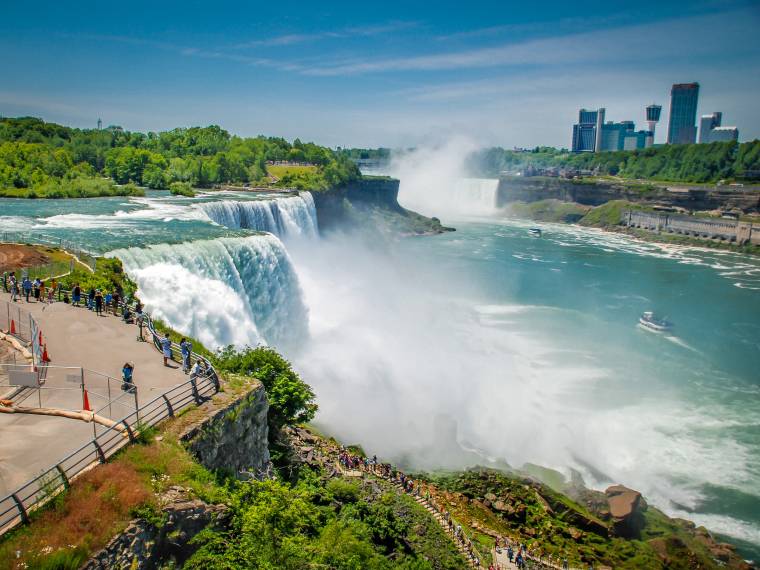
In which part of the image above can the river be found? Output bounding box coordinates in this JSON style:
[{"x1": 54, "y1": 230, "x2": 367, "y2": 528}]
[{"x1": 2, "y1": 182, "x2": 759, "y2": 560}]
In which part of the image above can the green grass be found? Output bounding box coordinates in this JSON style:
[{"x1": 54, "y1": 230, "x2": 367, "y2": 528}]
[
  {"x1": 507, "y1": 199, "x2": 589, "y2": 223},
  {"x1": 267, "y1": 164, "x2": 317, "y2": 178},
  {"x1": 0, "y1": 178, "x2": 144, "y2": 199}
]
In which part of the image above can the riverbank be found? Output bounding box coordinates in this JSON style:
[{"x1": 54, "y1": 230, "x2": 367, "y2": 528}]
[{"x1": 505, "y1": 199, "x2": 760, "y2": 256}]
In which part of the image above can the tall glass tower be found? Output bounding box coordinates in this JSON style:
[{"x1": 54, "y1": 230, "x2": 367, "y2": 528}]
[{"x1": 667, "y1": 83, "x2": 699, "y2": 145}]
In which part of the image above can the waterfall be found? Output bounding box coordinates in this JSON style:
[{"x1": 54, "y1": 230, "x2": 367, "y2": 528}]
[
  {"x1": 110, "y1": 235, "x2": 308, "y2": 351},
  {"x1": 452, "y1": 178, "x2": 499, "y2": 215},
  {"x1": 198, "y1": 192, "x2": 318, "y2": 238}
]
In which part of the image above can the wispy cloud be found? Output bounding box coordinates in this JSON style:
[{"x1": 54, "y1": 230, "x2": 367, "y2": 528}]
[
  {"x1": 301, "y1": 8, "x2": 759, "y2": 76},
  {"x1": 233, "y1": 21, "x2": 417, "y2": 49}
]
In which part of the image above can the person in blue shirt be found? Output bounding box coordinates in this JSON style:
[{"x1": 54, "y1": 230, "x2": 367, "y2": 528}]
[
  {"x1": 180, "y1": 338, "x2": 192, "y2": 374},
  {"x1": 22, "y1": 277, "x2": 32, "y2": 302},
  {"x1": 161, "y1": 334, "x2": 173, "y2": 366},
  {"x1": 122, "y1": 362, "x2": 135, "y2": 392}
]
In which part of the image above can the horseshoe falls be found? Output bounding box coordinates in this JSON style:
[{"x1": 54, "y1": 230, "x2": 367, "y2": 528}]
[
  {"x1": 111, "y1": 234, "x2": 309, "y2": 351},
  {"x1": 198, "y1": 192, "x2": 318, "y2": 238}
]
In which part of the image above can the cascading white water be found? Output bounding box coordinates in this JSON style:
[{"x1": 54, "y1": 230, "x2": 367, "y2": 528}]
[
  {"x1": 198, "y1": 192, "x2": 318, "y2": 238},
  {"x1": 452, "y1": 178, "x2": 499, "y2": 215},
  {"x1": 110, "y1": 234, "x2": 308, "y2": 351}
]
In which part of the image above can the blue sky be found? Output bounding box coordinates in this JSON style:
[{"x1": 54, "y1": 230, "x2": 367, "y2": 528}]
[{"x1": 2, "y1": 0, "x2": 759, "y2": 148}]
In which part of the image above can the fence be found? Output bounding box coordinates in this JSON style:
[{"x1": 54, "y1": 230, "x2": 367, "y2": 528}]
[
  {"x1": 1, "y1": 232, "x2": 98, "y2": 272},
  {"x1": 0, "y1": 297, "x2": 220, "y2": 536},
  {"x1": 1, "y1": 298, "x2": 44, "y2": 366}
]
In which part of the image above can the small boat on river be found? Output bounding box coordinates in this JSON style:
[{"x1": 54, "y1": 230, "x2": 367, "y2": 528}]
[
  {"x1": 528, "y1": 228, "x2": 542, "y2": 237},
  {"x1": 639, "y1": 311, "x2": 673, "y2": 332}
]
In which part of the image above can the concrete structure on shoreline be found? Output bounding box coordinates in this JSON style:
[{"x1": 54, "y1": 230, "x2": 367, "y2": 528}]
[{"x1": 622, "y1": 210, "x2": 760, "y2": 245}]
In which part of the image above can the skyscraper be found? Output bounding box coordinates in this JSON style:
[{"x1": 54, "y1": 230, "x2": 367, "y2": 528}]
[
  {"x1": 572, "y1": 108, "x2": 605, "y2": 152},
  {"x1": 667, "y1": 83, "x2": 699, "y2": 145},
  {"x1": 699, "y1": 112, "x2": 722, "y2": 143},
  {"x1": 699, "y1": 112, "x2": 739, "y2": 143}
]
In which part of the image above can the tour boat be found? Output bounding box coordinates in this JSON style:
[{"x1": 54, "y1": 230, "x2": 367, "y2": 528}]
[
  {"x1": 639, "y1": 311, "x2": 673, "y2": 332},
  {"x1": 528, "y1": 228, "x2": 542, "y2": 237}
]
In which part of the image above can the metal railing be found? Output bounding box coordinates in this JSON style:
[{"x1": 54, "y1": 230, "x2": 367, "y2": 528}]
[
  {"x1": 0, "y1": 296, "x2": 221, "y2": 536},
  {"x1": 1, "y1": 298, "x2": 44, "y2": 366}
]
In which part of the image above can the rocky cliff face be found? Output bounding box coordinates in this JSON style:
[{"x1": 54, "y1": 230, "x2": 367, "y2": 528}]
[
  {"x1": 312, "y1": 177, "x2": 453, "y2": 235},
  {"x1": 497, "y1": 176, "x2": 760, "y2": 213},
  {"x1": 181, "y1": 382, "x2": 270, "y2": 479},
  {"x1": 82, "y1": 486, "x2": 228, "y2": 570}
]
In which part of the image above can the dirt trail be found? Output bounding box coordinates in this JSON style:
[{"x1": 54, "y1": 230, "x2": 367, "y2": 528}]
[{"x1": 0, "y1": 244, "x2": 49, "y2": 272}]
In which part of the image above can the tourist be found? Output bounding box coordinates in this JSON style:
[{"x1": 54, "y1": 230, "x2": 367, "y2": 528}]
[
  {"x1": 1, "y1": 271, "x2": 7, "y2": 293},
  {"x1": 22, "y1": 276, "x2": 32, "y2": 302},
  {"x1": 190, "y1": 358, "x2": 205, "y2": 379},
  {"x1": 135, "y1": 309, "x2": 145, "y2": 341},
  {"x1": 122, "y1": 304, "x2": 133, "y2": 323},
  {"x1": 10, "y1": 276, "x2": 19, "y2": 302},
  {"x1": 94, "y1": 290, "x2": 104, "y2": 316},
  {"x1": 104, "y1": 291, "x2": 112, "y2": 311},
  {"x1": 87, "y1": 287, "x2": 95, "y2": 310},
  {"x1": 122, "y1": 362, "x2": 135, "y2": 392},
  {"x1": 180, "y1": 338, "x2": 192, "y2": 374},
  {"x1": 72, "y1": 283, "x2": 81, "y2": 306},
  {"x1": 33, "y1": 278, "x2": 41, "y2": 302},
  {"x1": 161, "y1": 333, "x2": 173, "y2": 366},
  {"x1": 112, "y1": 291, "x2": 121, "y2": 315}
]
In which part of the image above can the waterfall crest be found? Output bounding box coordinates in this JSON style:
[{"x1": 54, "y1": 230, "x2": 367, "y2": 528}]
[
  {"x1": 452, "y1": 178, "x2": 499, "y2": 214},
  {"x1": 111, "y1": 235, "x2": 308, "y2": 350},
  {"x1": 199, "y1": 192, "x2": 318, "y2": 238}
]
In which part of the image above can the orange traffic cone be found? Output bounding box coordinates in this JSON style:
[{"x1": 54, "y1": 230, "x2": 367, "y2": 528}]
[
  {"x1": 42, "y1": 344, "x2": 51, "y2": 363},
  {"x1": 9, "y1": 320, "x2": 15, "y2": 335},
  {"x1": 82, "y1": 390, "x2": 91, "y2": 412}
]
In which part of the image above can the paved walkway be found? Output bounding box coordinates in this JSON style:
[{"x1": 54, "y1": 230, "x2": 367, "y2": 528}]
[{"x1": 0, "y1": 292, "x2": 188, "y2": 496}]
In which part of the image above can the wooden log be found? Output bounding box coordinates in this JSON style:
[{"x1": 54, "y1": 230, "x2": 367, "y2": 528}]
[{"x1": 0, "y1": 405, "x2": 127, "y2": 432}]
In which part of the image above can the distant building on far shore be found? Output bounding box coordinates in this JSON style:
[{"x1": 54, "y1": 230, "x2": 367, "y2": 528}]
[
  {"x1": 572, "y1": 107, "x2": 653, "y2": 152},
  {"x1": 571, "y1": 108, "x2": 605, "y2": 152},
  {"x1": 667, "y1": 83, "x2": 699, "y2": 144},
  {"x1": 699, "y1": 112, "x2": 739, "y2": 143}
]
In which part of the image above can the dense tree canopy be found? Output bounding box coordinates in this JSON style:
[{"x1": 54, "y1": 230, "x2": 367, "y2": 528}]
[
  {"x1": 467, "y1": 140, "x2": 760, "y2": 183},
  {"x1": 0, "y1": 116, "x2": 360, "y2": 197}
]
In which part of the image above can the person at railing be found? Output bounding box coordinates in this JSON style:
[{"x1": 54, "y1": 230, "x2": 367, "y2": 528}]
[
  {"x1": 136, "y1": 308, "x2": 145, "y2": 341},
  {"x1": 22, "y1": 276, "x2": 31, "y2": 302},
  {"x1": 122, "y1": 303, "x2": 133, "y2": 324},
  {"x1": 122, "y1": 362, "x2": 135, "y2": 393},
  {"x1": 33, "y1": 278, "x2": 41, "y2": 302},
  {"x1": 190, "y1": 358, "x2": 205, "y2": 379},
  {"x1": 10, "y1": 275, "x2": 20, "y2": 302},
  {"x1": 94, "y1": 290, "x2": 104, "y2": 316},
  {"x1": 180, "y1": 338, "x2": 193, "y2": 374},
  {"x1": 161, "y1": 333, "x2": 173, "y2": 366},
  {"x1": 72, "y1": 283, "x2": 81, "y2": 306},
  {"x1": 112, "y1": 291, "x2": 121, "y2": 316}
]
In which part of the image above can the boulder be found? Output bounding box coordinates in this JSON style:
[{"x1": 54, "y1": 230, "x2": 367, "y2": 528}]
[{"x1": 605, "y1": 485, "x2": 646, "y2": 538}]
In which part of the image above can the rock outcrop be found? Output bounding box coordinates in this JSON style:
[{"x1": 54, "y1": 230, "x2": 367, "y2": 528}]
[
  {"x1": 605, "y1": 484, "x2": 646, "y2": 538},
  {"x1": 82, "y1": 486, "x2": 228, "y2": 570}
]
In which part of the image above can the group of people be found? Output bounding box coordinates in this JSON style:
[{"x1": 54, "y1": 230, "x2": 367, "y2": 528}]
[
  {"x1": 334, "y1": 446, "x2": 585, "y2": 570},
  {"x1": 336, "y1": 447, "x2": 484, "y2": 568},
  {"x1": 3, "y1": 273, "x2": 58, "y2": 304},
  {"x1": 70, "y1": 284, "x2": 125, "y2": 318}
]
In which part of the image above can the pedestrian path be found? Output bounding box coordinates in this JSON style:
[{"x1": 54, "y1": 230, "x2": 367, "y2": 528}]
[{"x1": 0, "y1": 292, "x2": 188, "y2": 496}]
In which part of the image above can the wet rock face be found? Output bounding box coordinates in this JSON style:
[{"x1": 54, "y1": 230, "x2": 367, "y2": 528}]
[
  {"x1": 82, "y1": 487, "x2": 228, "y2": 570},
  {"x1": 605, "y1": 485, "x2": 646, "y2": 539}
]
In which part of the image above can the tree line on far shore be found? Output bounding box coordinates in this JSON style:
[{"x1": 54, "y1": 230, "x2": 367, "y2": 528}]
[
  {"x1": 0, "y1": 117, "x2": 360, "y2": 198},
  {"x1": 468, "y1": 140, "x2": 760, "y2": 183}
]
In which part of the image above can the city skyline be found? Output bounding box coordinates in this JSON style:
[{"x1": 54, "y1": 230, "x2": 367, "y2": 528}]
[{"x1": 1, "y1": 0, "x2": 759, "y2": 148}]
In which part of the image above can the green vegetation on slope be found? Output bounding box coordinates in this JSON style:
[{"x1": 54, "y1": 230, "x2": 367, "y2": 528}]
[
  {"x1": 506, "y1": 199, "x2": 590, "y2": 223},
  {"x1": 469, "y1": 140, "x2": 760, "y2": 183},
  {"x1": 57, "y1": 256, "x2": 138, "y2": 299},
  {"x1": 186, "y1": 469, "x2": 466, "y2": 570},
  {"x1": 0, "y1": 117, "x2": 360, "y2": 197}
]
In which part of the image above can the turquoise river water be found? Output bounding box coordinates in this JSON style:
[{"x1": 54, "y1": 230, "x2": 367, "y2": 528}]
[{"x1": 1, "y1": 185, "x2": 759, "y2": 560}]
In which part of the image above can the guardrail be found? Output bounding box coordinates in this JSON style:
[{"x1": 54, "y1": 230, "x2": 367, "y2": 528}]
[
  {"x1": 1, "y1": 299, "x2": 45, "y2": 365},
  {"x1": 0, "y1": 295, "x2": 221, "y2": 536}
]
